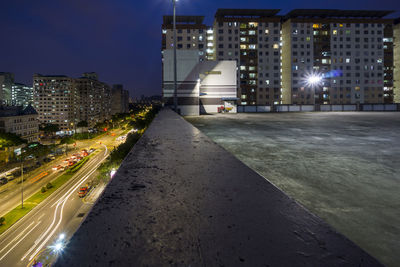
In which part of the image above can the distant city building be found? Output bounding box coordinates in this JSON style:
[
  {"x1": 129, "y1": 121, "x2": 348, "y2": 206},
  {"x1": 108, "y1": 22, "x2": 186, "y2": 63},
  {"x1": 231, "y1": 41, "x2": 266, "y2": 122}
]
[
  {"x1": 162, "y1": 9, "x2": 399, "y2": 107},
  {"x1": 0, "y1": 105, "x2": 39, "y2": 143},
  {"x1": 75, "y1": 74, "x2": 111, "y2": 127},
  {"x1": 163, "y1": 49, "x2": 237, "y2": 115},
  {"x1": 111, "y1": 84, "x2": 129, "y2": 115},
  {"x1": 33, "y1": 73, "x2": 111, "y2": 131},
  {"x1": 0, "y1": 72, "x2": 14, "y2": 105},
  {"x1": 11, "y1": 83, "x2": 33, "y2": 107}
]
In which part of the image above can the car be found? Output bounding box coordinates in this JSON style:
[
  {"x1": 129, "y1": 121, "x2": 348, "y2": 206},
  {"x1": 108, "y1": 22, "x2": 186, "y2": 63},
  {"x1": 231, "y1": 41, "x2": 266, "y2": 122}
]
[
  {"x1": 5, "y1": 173, "x2": 14, "y2": 180},
  {"x1": 0, "y1": 178, "x2": 8, "y2": 185},
  {"x1": 88, "y1": 148, "x2": 96, "y2": 153},
  {"x1": 78, "y1": 186, "x2": 88, "y2": 198}
]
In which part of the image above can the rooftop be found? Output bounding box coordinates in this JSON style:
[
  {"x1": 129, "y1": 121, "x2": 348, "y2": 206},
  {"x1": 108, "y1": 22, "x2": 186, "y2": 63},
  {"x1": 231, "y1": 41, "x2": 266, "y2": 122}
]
[
  {"x1": 215, "y1": 9, "x2": 281, "y2": 18},
  {"x1": 0, "y1": 105, "x2": 38, "y2": 117},
  {"x1": 55, "y1": 109, "x2": 382, "y2": 267},
  {"x1": 163, "y1": 15, "x2": 205, "y2": 25},
  {"x1": 285, "y1": 9, "x2": 394, "y2": 19}
]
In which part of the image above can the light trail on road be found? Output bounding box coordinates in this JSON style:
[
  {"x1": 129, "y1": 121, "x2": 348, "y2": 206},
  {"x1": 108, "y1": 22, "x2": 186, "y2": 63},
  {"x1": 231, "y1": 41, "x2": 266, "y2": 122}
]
[{"x1": 0, "y1": 143, "x2": 110, "y2": 266}]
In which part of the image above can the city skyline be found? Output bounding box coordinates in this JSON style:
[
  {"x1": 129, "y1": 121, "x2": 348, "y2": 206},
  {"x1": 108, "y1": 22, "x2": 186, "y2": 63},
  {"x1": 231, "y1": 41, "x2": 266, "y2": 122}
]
[{"x1": 1, "y1": 0, "x2": 400, "y2": 98}]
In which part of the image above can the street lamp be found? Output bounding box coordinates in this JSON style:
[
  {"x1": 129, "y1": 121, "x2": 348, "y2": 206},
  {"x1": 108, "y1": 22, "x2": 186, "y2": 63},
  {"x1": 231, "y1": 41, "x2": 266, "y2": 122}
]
[{"x1": 172, "y1": 0, "x2": 178, "y2": 113}]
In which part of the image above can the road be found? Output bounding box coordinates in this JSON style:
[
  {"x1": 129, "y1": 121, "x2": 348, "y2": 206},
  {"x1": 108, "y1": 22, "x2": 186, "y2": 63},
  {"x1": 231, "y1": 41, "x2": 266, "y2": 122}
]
[
  {"x1": 0, "y1": 144, "x2": 108, "y2": 266},
  {"x1": 0, "y1": 130, "x2": 124, "y2": 266},
  {"x1": 0, "y1": 130, "x2": 122, "y2": 218}
]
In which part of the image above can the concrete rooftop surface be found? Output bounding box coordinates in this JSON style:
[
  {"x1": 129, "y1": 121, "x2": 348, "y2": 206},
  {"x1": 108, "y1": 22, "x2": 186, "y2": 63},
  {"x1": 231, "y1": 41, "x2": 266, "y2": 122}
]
[{"x1": 56, "y1": 109, "x2": 382, "y2": 267}]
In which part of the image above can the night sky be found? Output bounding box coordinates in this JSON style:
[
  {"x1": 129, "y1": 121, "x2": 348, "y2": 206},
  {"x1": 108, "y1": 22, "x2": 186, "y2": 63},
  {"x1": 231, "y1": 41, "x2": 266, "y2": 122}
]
[{"x1": 1, "y1": 0, "x2": 399, "y2": 98}]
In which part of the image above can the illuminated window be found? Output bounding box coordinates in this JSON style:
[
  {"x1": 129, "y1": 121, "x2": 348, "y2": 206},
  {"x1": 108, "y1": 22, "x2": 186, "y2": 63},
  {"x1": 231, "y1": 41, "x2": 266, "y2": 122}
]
[
  {"x1": 249, "y1": 44, "x2": 256, "y2": 49},
  {"x1": 240, "y1": 66, "x2": 246, "y2": 70},
  {"x1": 339, "y1": 24, "x2": 343, "y2": 27},
  {"x1": 333, "y1": 30, "x2": 337, "y2": 35},
  {"x1": 265, "y1": 29, "x2": 269, "y2": 34},
  {"x1": 273, "y1": 43, "x2": 279, "y2": 49},
  {"x1": 240, "y1": 44, "x2": 247, "y2": 49},
  {"x1": 249, "y1": 22, "x2": 258, "y2": 28},
  {"x1": 249, "y1": 30, "x2": 256, "y2": 35},
  {"x1": 306, "y1": 36, "x2": 311, "y2": 41},
  {"x1": 313, "y1": 24, "x2": 321, "y2": 29},
  {"x1": 249, "y1": 66, "x2": 256, "y2": 71}
]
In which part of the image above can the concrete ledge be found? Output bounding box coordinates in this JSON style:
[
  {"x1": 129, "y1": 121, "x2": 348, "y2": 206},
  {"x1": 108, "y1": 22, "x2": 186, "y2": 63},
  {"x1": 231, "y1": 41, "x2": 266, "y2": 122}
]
[{"x1": 56, "y1": 109, "x2": 382, "y2": 267}]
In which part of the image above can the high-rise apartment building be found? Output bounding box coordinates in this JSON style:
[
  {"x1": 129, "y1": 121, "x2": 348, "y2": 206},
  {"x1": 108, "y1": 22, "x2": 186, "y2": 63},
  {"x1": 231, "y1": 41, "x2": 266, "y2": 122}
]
[
  {"x1": 162, "y1": 9, "x2": 398, "y2": 107},
  {"x1": 33, "y1": 74, "x2": 76, "y2": 131},
  {"x1": 0, "y1": 72, "x2": 14, "y2": 106},
  {"x1": 393, "y1": 19, "x2": 400, "y2": 103},
  {"x1": 213, "y1": 9, "x2": 282, "y2": 105},
  {"x1": 162, "y1": 16, "x2": 208, "y2": 61},
  {"x1": 33, "y1": 73, "x2": 111, "y2": 131},
  {"x1": 111, "y1": 84, "x2": 129, "y2": 115},
  {"x1": 11, "y1": 83, "x2": 33, "y2": 107},
  {"x1": 281, "y1": 10, "x2": 394, "y2": 105},
  {"x1": 75, "y1": 73, "x2": 111, "y2": 127}
]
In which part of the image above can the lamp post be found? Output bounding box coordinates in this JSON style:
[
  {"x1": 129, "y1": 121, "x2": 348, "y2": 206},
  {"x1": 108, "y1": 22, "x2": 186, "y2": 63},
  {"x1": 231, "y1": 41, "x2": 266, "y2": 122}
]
[
  {"x1": 172, "y1": 0, "x2": 178, "y2": 112},
  {"x1": 306, "y1": 74, "x2": 323, "y2": 107}
]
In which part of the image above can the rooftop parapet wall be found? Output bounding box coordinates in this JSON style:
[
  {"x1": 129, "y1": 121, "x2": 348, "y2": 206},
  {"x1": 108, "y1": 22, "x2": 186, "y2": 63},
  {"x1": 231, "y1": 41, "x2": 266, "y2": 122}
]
[{"x1": 56, "y1": 109, "x2": 382, "y2": 267}]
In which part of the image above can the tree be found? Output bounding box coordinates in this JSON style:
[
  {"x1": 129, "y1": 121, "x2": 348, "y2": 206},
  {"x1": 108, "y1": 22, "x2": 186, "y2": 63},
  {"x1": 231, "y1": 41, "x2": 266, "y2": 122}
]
[
  {"x1": 46, "y1": 182, "x2": 53, "y2": 189},
  {"x1": 0, "y1": 132, "x2": 27, "y2": 148},
  {"x1": 60, "y1": 137, "x2": 75, "y2": 145},
  {"x1": 41, "y1": 187, "x2": 46, "y2": 193},
  {"x1": 0, "y1": 217, "x2": 5, "y2": 225},
  {"x1": 77, "y1": 121, "x2": 88, "y2": 128},
  {"x1": 41, "y1": 124, "x2": 60, "y2": 134}
]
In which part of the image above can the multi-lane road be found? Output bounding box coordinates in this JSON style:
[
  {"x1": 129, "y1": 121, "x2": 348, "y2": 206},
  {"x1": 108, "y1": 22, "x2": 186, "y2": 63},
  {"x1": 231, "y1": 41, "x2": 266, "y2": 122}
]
[{"x1": 0, "y1": 131, "x2": 122, "y2": 266}]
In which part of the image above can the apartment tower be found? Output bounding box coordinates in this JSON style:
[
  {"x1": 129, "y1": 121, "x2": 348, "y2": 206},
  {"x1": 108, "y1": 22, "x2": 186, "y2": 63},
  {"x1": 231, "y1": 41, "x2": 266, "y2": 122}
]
[
  {"x1": 281, "y1": 10, "x2": 394, "y2": 105},
  {"x1": 213, "y1": 9, "x2": 282, "y2": 105}
]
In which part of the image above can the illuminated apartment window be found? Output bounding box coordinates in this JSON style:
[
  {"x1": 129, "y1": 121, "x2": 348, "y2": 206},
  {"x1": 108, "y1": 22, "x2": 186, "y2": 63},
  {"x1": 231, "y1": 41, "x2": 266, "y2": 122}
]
[
  {"x1": 249, "y1": 44, "x2": 256, "y2": 49},
  {"x1": 249, "y1": 30, "x2": 256, "y2": 35},
  {"x1": 249, "y1": 22, "x2": 258, "y2": 28},
  {"x1": 240, "y1": 44, "x2": 247, "y2": 49},
  {"x1": 265, "y1": 29, "x2": 269, "y2": 34},
  {"x1": 273, "y1": 44, "x2": 279, "y2": 49},
  {"x1": 249, "y1": 66, "x2": 256, "y2": 71},
  {"x1": 240, "y1": 66, "x2": 246, "y2": 70},
  {"x1": 339, "y1": 24, "x2": 343, "y2": 27},
  {"x1": 333, "y1": 30, "x2": 337, "y2": 35},
  {"x1": 313, "y1": 24, "x2": 321, "y2": 29},
  {"x1": 240, "y1": 37, "x2": 247, "y2": 42}
]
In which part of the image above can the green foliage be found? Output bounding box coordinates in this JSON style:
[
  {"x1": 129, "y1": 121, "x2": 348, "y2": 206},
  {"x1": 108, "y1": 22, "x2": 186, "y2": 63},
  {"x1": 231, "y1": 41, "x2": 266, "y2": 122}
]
[
  {"x1": 22, "y1": 143, "x2": 54, "y2": 159},
  {"x1": 60, "y1": 137, "x2": 75, "y2": 144},
  {"x1": 77, "y1": 121, "x2": 88, "y2": 128},
  {"x1": 72, "y1": 132, "x2": 101, "y2": 140},
  {"x1": 46, "y1": 182, "x2": 53, "y2": 189},
  {"x1": 66, "y1": 156, "x2": 90, "y2": 174},
  {"x1": 41, "y1": 187, "x2": 46, "y2": 193},
  {"x1": 0, "y1": 132, "x2": 27, "y2": 148},
  {"x1": 41, "y1": 123, "x2": 60, "y2": 133},
  {"x1": 0, "y1": 217, "x2": 5, "y2": 225}
]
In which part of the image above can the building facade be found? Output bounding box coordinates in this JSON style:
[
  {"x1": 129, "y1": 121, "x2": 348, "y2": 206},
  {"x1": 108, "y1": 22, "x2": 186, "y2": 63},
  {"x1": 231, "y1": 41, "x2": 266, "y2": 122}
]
[
  {"x1": 33, "y1": 73, "x2": 111, "y2": 131},
  {"x1": 0, "y1": 72, "x2": 14, "y2": 106},
  {"x1": 394, "y1": 19, "x2": 400, "y2": 103},
  {"x1": 0, "y1": 105, "x2": 39, "y2": 143},
  {"x1": 162, "y1": 9, "x2": 399, "y2": 108},
  {"x1": 213, "y1": 9, "x2": 282, "y2": 106},
  {"x1": 111, "y1": 84, "x2": 129, "y2": 115},
  {"x1": 163, "y1": 50, "x2": 237, "y2": 115},
  {"x1": 75, "y1": 73, "x2": 112, "y2": 127},
  {"x1": 282, "y1": 10, "x2": 395, "y2": 105},
  {"x1": 11, "y1": 83, "x2": 33, "y2": 107}
]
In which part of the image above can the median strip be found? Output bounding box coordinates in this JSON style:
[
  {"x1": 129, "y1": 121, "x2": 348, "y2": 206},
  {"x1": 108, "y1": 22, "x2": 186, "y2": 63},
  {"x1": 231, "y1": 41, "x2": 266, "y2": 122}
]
[{"x1": 0, "y1": 155, "x2": 93, "y2": 235}]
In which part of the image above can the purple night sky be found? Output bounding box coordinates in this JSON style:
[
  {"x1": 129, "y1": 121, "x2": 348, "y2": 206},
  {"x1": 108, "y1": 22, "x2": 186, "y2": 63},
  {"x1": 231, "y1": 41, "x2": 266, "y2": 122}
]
[{"x1": 1, "y1": 0, "x2": 399, "y2": 98}]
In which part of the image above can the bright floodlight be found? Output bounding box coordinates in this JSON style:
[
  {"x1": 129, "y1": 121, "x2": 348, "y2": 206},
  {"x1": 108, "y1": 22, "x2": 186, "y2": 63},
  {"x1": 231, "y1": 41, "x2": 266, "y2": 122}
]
[
  {"x1": 110, "y1": 169, "x2": 116, "y2": 178},
  {"x1": 58, "y1": 233, "x2": 65, "y2": 240},
  {"x1": 307, "y1": 74, "x2": 322, "y2": 86},
  {"x1": 54, "y1": 242, "x2": 63, "y2": 252}
]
